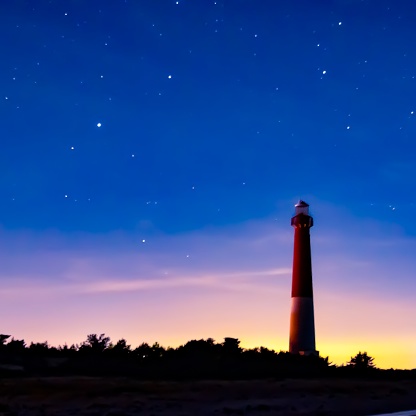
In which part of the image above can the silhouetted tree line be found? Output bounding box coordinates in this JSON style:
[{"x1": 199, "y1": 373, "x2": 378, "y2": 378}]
[{"x1": 0, "y1": 334, "x2": 414, "y2": 379}]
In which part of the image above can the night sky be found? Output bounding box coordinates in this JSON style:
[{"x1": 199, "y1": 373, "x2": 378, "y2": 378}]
[{"x1": 1, "y1": 0, "x2": 416, "y2": 369}]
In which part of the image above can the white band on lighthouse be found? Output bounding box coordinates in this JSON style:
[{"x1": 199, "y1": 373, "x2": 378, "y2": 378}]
[{"x1": 289, "y1": 297, "x2": 317, "y2": 355}]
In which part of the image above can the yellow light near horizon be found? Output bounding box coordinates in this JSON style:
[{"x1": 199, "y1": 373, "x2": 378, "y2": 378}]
[{"x1": 318, "y1": 338, "x2": 416, "y2": 370}]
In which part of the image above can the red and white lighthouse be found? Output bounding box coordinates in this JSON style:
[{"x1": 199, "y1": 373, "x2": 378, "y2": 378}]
[{"x1": 289, "y1": 200, "x2": 318, "y2": 355}]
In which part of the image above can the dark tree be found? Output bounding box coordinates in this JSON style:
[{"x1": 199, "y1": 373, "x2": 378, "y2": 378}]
[
  {"x1": 0, "y1": 334, "x2": 10, "y2": 345},
  {"x1": 28, "y1": 342, "x2": 50, "y2": 356},
  {"x1": 133, "y1": 342, "x2": 165, "y2": 360},
  {"x1": 133, "y1": 342, "x2": 152, "y2": 359},
  {"x1": 348, "y1": 351, "x2": 376, "y2": 370},
  {"x1": 106, "y1": 339, "x2": 131, "y2": 356},
  {"x1": 179, "y1": 338, "x2": 218, "y2": 357},
  {"x1": 222, "y1": 337, "x2": 242, "y2": 356},
  {"x1": 79, "y1": 334, "x2": 111, "y2": 354},
  {"x1": 58, "y1": 344, "x2": 79, "y2": 355},
  {"x1": 149, "y1": 342, "x2": 165, "y2": 359},
  {"x1": 5, "y1": 338, "x2": 26, "y2": 354}
]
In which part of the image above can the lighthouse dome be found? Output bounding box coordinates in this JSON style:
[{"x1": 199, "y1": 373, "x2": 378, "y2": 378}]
[{"x1": 295, "y1": 200, "x2": 309, "y2": 215}]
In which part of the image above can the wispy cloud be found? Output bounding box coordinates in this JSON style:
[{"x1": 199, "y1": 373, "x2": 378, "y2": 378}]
[
  {"x1": 0, "y1": 266, "x2": 291, "y2": 297},
  {"x1": 78, "y1": 267, "x2": 291, "y2": 294}
]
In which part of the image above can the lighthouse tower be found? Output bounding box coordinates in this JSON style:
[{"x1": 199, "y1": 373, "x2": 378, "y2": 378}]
[{"x1": 289, "y1": 200, "x2": 318, "y2": 355}]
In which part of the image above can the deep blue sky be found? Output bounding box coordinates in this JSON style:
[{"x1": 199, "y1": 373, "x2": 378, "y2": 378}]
[
  {"x1": 2, "y1": 0, "x2": 416, "y2": 233},
  {"x1": 1, "y1": 1, "x2": 416, "y2": 368}
]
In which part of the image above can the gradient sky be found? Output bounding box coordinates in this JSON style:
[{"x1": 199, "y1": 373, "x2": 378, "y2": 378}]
[{"x1": 1, "y1": 0, "x2": 416, "y2": 369}]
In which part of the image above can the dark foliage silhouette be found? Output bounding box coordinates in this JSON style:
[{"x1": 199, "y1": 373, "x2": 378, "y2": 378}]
[
  {"x1": 4, "y1": 339, "x2": 26, "y2": 354},
  {"x1": 79, "y1": 334, "x2": 111, "y2": 355},
  {"x1": 0, "y1": 335, "x2": 10, "y2": 345},
  {"x1": 106, "y1": 339, "x2": 131, "y2": 357},
  {"x1": 348, "y1": 351, "x2": 376, "y2": 370},
  {"x1": 1, "y1": 333, "x2": 413, "y2": 380}
]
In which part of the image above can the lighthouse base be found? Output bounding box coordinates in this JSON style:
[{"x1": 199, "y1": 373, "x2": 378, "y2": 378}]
[
  {"x1": 289, "y1": 297, "x2": 317, "y2": 355},
  {"x1": 298, "y1": 350, "x2": 319, "y2": 356}
]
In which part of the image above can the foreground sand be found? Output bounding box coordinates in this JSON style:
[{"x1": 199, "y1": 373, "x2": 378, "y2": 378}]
[{"x1": 0, "y1": 377, "x2": 415, "y2": 415}]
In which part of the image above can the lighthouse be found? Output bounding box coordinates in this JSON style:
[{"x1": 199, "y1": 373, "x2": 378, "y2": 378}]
[{"x1": 289, "y1": 200, "x2": 318, "y2": 355}]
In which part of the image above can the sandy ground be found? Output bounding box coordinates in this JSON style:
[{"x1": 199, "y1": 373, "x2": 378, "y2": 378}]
[{"x1": 0, "y1": 377, "x2": 415, "y2": 416}]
